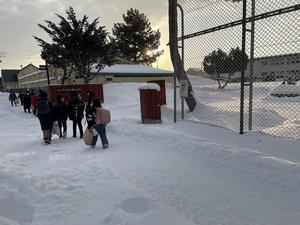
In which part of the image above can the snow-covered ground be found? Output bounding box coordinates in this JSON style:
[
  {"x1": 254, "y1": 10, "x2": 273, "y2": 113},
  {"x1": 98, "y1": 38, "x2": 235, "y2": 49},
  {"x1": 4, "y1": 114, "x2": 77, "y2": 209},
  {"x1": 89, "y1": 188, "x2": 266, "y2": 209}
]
[
  {"x1": 181, "y1": 76, "x2": 300, "y2": 139},
  {"x1": 1, "y1": 83, "x2": 300, "y2": 225}
]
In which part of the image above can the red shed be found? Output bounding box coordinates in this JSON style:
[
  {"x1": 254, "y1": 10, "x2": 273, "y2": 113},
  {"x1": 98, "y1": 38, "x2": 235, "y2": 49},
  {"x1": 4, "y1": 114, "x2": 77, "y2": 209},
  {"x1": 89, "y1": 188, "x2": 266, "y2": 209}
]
[{"x1": 47, "y1": 84, "x2": 104, "y2": 103}]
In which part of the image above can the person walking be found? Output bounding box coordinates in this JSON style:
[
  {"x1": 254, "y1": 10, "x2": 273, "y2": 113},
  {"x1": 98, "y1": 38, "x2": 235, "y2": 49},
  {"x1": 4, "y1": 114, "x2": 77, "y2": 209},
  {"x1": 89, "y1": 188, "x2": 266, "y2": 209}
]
[
  {"x1": 54, "y1": 95, "x2": 68, "y2": 138},
  {"x1": 23, "y1": 92, "x2": 32, "y2": 113},
  {"x1": 18, "y1": 92, "x2": 24, "y2": 106},
  {"x1": 90, "y1": 99, "x2": 110, "y2": 149},
  {"x1": 9, "y1": 91, "x2": 17, "y2": 106},
  {"x1": 36, "y1": 91, "x2": 55, "y2": 145},
  {"x1": 85, "y1": 91, "x2": 95, "y2": 126},
  {"x1": 68, "y1": 92, "x2": 84, "y2": 138}
]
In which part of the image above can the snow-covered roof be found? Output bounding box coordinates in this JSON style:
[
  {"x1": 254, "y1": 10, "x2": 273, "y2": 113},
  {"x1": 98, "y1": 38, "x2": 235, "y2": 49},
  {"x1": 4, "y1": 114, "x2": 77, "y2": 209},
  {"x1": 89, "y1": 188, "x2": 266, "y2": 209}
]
[{"x1": 91, "y1": 64, "x2": 173, "y2": 76}]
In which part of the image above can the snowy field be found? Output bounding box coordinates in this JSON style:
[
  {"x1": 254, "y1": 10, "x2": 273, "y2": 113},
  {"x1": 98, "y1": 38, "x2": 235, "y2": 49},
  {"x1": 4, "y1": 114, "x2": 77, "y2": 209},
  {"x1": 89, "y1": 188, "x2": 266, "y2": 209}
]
[
  {"x1": 1, "y1": 83, "x2": 300, "y2": 225},
  {"x1": 180, "y1": 76, "x2": 300, "y2": 139}
]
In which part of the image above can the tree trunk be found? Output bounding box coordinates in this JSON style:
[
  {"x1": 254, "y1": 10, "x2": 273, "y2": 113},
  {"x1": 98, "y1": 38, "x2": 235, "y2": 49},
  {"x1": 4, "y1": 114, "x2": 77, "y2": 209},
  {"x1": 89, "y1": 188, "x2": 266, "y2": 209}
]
[
  {"x1": 216, "y1": 74, "x2": 222, "y2": 89},
  {"x1": 221, "y1": 73, "x2": 232, "y2": 89},
  {"x1": 61, "y1": 67, "x2": 67, "y2": 84},
  {"x1": 169, "y1": 0, "x2": 196, "y2": 112}
]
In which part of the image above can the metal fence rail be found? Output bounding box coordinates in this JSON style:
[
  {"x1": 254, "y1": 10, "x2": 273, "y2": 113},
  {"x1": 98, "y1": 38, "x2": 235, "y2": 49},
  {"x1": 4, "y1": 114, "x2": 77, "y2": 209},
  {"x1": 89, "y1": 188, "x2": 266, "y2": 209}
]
[{"x1": 173, "y1": 0, "x2": 300, "y2": 139}]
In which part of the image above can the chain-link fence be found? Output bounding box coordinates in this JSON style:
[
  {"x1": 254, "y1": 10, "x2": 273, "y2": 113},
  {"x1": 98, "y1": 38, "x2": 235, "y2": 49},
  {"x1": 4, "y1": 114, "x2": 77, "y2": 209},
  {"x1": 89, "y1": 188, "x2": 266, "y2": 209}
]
[{"x1": 172, "y1": 0, "x2": 300, "y2": 139}]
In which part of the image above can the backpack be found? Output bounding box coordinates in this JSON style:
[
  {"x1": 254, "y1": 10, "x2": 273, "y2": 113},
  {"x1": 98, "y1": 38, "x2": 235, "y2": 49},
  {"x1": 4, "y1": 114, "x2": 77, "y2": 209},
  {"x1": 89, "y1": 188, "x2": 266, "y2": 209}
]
[{"x1": 37, "y1": 100, "x2": 50, "y2": 115}]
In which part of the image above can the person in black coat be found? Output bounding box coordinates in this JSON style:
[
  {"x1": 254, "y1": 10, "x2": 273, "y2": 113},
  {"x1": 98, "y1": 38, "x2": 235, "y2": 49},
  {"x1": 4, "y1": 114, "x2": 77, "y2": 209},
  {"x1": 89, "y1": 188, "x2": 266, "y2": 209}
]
[
  {"x1": 54, "y1": 95, "x2": 68, "y2": 138},
  {"x1": 85, "y1": 91, "x2": 96, "y2": 129},
  {"x1": 68, "y1": 92, "x2": 85, "y2": 138},
  {"x1": 18, "y1": 92, "x2": 24, "y2": 106},
  {"x1": 23, "y1": 92, "x2": 32, "y2": 113},
  {"x1": 9, "y1": 91, "x2": 17, "y2": 106},
  {"x1": 36, "y1": 91, "x2": 55, "y2": 145}
]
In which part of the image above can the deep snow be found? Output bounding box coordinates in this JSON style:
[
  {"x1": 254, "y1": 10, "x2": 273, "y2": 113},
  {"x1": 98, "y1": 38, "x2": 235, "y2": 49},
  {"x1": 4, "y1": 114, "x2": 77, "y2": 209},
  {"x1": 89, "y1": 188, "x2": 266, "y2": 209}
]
[{"x1": 0, "y1": 83, "x2": 300, "y2": 225}]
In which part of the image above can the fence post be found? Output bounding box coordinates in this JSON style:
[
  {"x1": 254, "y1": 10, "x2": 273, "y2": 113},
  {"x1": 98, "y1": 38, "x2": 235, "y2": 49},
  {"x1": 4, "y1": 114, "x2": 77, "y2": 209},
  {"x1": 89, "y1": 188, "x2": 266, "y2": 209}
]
[
  {"x1": 170, "y1": 0, "x2": 178, "y2": 123},
  {"x1": 177, "y1": 3, "x2": 185, "y2": 120},
  {"x1": 240, "y1": 0, "x2": 247, "y2": 134},
  {"x1": 248, "y1": 0, "x2": 255, "y2": 131}
]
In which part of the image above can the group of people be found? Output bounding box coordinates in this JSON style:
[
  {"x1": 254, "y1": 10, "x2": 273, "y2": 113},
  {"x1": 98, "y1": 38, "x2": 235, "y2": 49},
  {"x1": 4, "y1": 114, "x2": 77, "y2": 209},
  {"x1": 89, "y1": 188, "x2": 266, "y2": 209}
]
[
  {"x1": 9, "y1": 90, "x2": 35, "y2": 113},
  {"x1": 9, "y1": 90, "x2": 109, "y2": 148}
]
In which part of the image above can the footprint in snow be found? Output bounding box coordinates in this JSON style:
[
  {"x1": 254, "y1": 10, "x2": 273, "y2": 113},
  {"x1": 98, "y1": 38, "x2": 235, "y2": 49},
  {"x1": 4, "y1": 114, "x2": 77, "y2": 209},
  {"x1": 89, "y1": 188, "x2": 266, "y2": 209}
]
[{"x1": 118, "y1": 197, "x2": 156, "y2": 214}]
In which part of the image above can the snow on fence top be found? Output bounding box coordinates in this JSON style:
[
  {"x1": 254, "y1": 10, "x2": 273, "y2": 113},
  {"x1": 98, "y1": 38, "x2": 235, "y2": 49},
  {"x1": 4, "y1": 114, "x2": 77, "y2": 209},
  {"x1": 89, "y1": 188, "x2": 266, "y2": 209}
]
[
  {"x1": 138, "y1": 83, "x2": 160, "y2": 91},
  {"x1": 271, "y1": 84, "x2": 300, "y2": 97}
]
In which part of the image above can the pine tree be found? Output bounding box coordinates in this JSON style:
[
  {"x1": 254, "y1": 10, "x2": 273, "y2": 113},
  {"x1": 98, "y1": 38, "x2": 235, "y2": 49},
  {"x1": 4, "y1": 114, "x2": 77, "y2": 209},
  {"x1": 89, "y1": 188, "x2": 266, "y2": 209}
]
[
  {"x1": 34, "y1": 7, "x2": 114, "y2": 84},
  {"x1": 112, "y1": 8, "x2": 163, "y2": 65},
  {"x1": 203, "y1": 47, "x2": 248, "y2": 89}
]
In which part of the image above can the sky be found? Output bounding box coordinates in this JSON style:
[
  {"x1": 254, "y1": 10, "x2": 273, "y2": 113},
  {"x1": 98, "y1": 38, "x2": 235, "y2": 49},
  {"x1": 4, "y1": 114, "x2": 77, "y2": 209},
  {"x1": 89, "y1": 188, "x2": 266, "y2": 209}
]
[
  {"x1": 1, "y1": 0, "x2": 298, "y2": 76},
  {"x1": 0, "y1": 0, "x2": 173, "y2": 73}
]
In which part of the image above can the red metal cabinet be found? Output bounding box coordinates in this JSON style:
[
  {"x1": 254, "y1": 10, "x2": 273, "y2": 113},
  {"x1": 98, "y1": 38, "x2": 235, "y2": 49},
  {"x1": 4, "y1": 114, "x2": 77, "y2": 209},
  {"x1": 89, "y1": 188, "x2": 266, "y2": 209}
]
[
  {"x1": 147, "y1": 80, "x2": 166, "y2": 105},
  {"x1": 139, "y1": 89, "x2": 161, "y2": 124}
]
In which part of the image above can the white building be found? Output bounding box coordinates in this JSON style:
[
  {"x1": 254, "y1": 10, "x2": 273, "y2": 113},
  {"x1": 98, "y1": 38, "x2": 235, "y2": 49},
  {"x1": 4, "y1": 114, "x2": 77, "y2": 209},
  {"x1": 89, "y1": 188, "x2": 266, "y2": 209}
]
[
  {"x1": 190, "y1": 53, "x2": 300, "y2": 83},
  {"x1": 247, "y1": 53, "x2": 300, "y2": 82}
]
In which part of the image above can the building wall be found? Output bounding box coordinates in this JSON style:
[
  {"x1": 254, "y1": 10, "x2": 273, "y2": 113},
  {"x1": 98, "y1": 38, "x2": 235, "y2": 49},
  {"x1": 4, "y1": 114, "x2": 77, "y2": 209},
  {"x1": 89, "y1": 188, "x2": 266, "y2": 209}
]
[
  {"x1": 18, "y1": 67, "x2": 65, "y2": 89},
  {"x1": 112, "y1": 77, "x2": 173, "y2": 83},
  {"x1": 248, "y1": 54, "x2": 300, "y2": 81},
  {"x1": 89, "y1": 75, "x2": 173, "y2": 84},
  {"x1": 3, "y1": 82, "x2": 18, "y2": 90},
  {"x1": 17, "y1": 67, "x2": 174, "y2": 90},
  {"x1": 89, "y1": 75, "x2": 105, "y2": 84},
  {"x1": 17, "y1": 64, "x2": 38, "y2": 79}
]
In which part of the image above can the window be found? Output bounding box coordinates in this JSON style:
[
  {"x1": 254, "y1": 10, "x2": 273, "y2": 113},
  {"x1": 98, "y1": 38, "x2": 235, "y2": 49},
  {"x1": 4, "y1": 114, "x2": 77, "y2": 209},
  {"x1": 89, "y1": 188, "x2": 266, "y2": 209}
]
[{"x1": 105, "y1": 76, "x2": 114, "y2": 82}]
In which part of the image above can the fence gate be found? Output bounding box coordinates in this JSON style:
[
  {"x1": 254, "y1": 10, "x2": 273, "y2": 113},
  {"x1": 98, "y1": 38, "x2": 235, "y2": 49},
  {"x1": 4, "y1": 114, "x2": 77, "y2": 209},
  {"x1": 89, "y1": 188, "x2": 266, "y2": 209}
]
[{"x1": 173, "y1": 0, "x2": 300, "y2": 139}]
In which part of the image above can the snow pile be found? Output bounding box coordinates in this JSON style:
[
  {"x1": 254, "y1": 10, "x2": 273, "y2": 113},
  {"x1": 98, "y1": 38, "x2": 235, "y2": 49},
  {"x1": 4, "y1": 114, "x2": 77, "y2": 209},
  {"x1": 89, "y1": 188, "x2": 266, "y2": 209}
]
[
  {"x1": 271, "y1": 84, "x2": 300, "y2": 97},
  {"x1": 137, "y1": 83, "x2": 160, "y2": 91}
]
